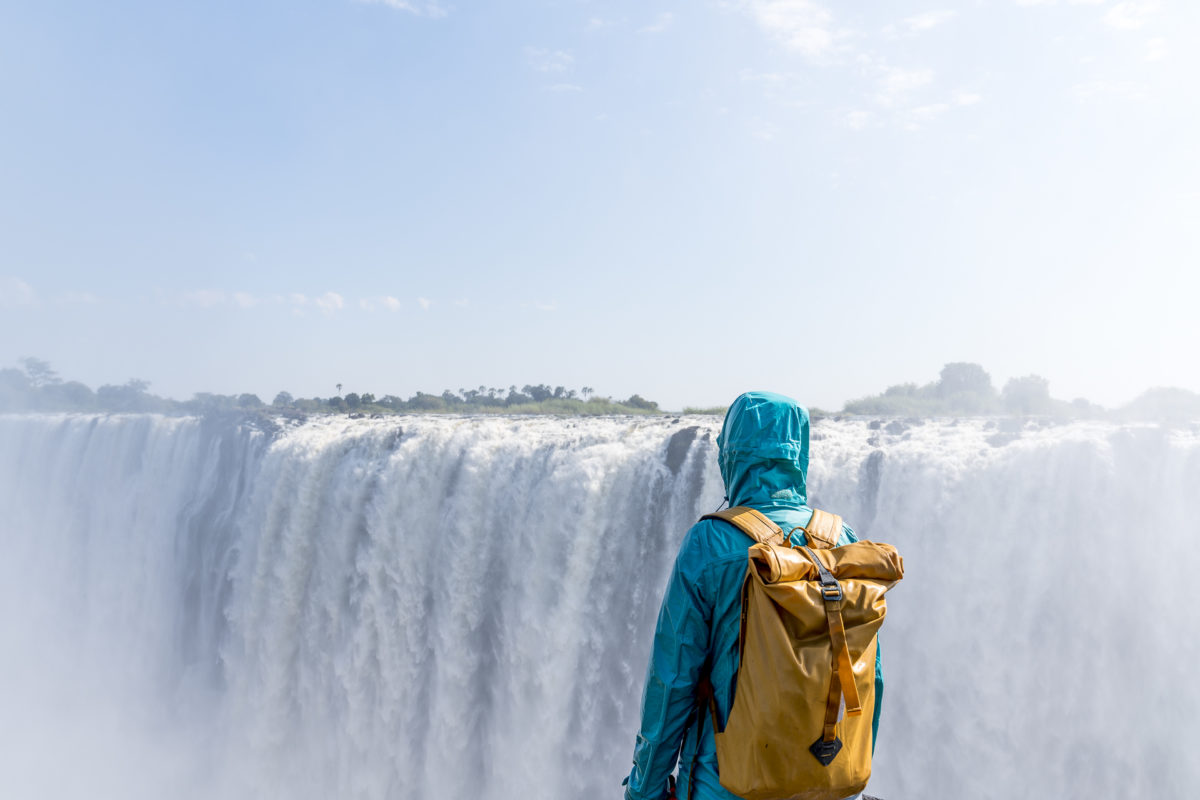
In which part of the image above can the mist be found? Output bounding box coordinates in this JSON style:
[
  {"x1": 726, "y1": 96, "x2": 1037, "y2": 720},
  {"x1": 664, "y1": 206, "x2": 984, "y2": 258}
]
[{"x1": 2, "y1": 412, "x2": 1196, "y2": 798}]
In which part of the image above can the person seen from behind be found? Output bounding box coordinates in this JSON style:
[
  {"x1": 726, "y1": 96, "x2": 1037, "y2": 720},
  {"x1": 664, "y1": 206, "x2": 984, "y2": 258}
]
[{"x1": 622, "y1": 391, "x2": 892, "y2": 800}]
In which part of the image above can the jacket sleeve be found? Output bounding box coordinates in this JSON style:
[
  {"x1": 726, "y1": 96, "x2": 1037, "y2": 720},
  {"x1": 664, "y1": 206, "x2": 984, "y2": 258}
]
[{"x1": 625, "y1": 527, "x2": 712, "y2": 800}]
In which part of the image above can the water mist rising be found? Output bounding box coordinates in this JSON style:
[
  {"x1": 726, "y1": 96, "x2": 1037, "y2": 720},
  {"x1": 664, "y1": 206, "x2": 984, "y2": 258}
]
[{"x1": 0, "y1": 413, "x2": 1195, "y2": 799}]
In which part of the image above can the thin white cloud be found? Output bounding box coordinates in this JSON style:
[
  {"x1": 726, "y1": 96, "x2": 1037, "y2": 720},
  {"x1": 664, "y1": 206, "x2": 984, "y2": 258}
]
[
  {"x1": 904, "y1": 10, "x2": 956, "y2": 33},
  {"x1": 749, "y1": 118, "x2": 781, "y2": 140},
  {"x1": 417, "y1": 297, "x2": 432, "y2": 311},
  {"x1": 357, "y1": 0, "x2": 448, "y2": 18},
  {"x1": 1073, "y1": 80, "x2": 1146, "y2": 101},
  {"x1": 1104, "y1": 0, "x2": 1160, "y2": 29},
  {"x1": 54, "y1": 291, "x2": 100, "y2": 306},
  {"x1": 735, "y1": 1, "x2": 956, "y2": 131},
  {"x1": 314, "y1": 292, "x2": 344, "y2": 315},
  {"x1": 180, "y1": 290, "x2": 228, "y2": 308},
  {"x1": 844, "y1": 110, "x2": 873, "y2": 130},
  {"x1": 875, "y1": 65, "x2": 934, "y2": 107},
  {"x1": 533, "y1": 301, "x2": 557, "y2": 312},
  {"x1": 453, "y1": 298, "x2": 470, "y2": 308},
  {"x1": 907, "y1": 102, "x2": 950, "y2": 129},
  {"x1": 525, "y1": 47, "x2": 574, "y2": 73},
  {"x1": 739, "y1": 68, "x2": 793, "y2": 85},
  {"x1": 1145, "y1": 37, "x2": 1168, "y2": 61},
  {"x1": 954, "y1": 91, "x2": 982, "y2": 106},
  {"x1": 361, "y1": 295, "x2": 404, "y2": 312},
  {"x1": 639, "y1": 12, "x2": 674, "y2": 34},
  {"x1": 232, "y1": 291, "x2": 258, "y2": 309},
  {"x1": 0, "y1": 276, "x2": 36, "y2": 308},
  {"x1": 546, "y1": 83, "x2": 584, "y2": 93},
  {"x1": 1014, "y1": 0, "x2": 1104, "y2": 7},
  {"x1": 742, "y1": 0, "x2": 842, "y2": 61}
]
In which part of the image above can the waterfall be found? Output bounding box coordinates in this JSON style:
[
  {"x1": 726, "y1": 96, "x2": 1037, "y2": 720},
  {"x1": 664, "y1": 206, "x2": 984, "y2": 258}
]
[{"x1": 1, "y1": 413, "x2": 1196, "y2": 799}]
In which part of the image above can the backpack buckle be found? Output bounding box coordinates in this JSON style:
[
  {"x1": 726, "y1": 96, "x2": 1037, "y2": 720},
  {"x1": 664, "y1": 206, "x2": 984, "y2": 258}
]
[{"x1": 821, "y1": 584, "x2": 842, "y2": 601}]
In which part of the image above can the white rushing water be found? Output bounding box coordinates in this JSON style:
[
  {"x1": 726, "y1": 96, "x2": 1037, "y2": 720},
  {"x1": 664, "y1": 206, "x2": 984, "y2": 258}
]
[{"x1": 0, "y1": 413, "x2": 1196, "y2": 799}]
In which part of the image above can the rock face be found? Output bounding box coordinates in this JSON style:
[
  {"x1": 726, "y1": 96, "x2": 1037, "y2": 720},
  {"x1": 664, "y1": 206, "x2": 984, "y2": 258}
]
[
  {"x1": 884, "y1": 420, "x2": 908, "y2": 436},
  {"x1": 858, "y1": 449, "x2": 886, "y2": 526},
  {"x1": 987, "y1": 432, "x2": 1020, "y2": 448},
  {"x1": 665, "y1": 425, "x2": 700, "y2": 475}
]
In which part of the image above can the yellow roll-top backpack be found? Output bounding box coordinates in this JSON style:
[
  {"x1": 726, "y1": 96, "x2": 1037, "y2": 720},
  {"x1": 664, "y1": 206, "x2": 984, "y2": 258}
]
[{"x1": 697, "y1": 506, "x2": 904, "y2": 800}]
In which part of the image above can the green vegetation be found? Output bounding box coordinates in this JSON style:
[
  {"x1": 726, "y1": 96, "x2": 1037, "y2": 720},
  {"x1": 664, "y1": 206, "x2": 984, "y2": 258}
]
[
  {"x1": 843, "y1": 362, "x2": 1200, "y2": 421},
  {"x1": 3, "y1": 358, "x2": 1199, "y2": 421},
  {"x1": 0, "y1": 363, "x2": 662, "y2": 417}
]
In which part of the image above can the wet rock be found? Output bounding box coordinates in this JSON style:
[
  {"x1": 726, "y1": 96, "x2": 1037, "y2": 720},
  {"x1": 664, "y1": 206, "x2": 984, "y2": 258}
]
[
  {"x1": 858, "y1": 450, "x2": 885, "y2": 524},
  {"x1": 383, "y1": 427, "x2": 405, "y2": 450},
  {"x1": 885, "y1": 420, "x2": 907, "y2": 436},
  {"x1": 868, "y1": 419, "x2": 883, "y2": 430},
  {"x1": 665, "y1": 426, "x2": 700, "y2": 475}
]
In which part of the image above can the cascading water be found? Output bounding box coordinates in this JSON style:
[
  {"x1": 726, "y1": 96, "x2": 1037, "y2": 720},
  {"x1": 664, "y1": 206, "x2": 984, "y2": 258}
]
[{"x1": 1, "y1": 413, "x2": 1196, "y2": 799}]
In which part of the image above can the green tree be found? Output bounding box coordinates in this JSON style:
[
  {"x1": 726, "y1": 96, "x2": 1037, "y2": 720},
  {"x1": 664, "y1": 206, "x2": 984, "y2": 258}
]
[
  {"x1": 345, "y1": 392, "x2": 361, "y2": 408},
  {"x1": 937, "y1": 362, "x2": 994, "y2": 397},
  {"x1": 273, "y1": 391, "x2": 294, "y2": 407},
  {"x1": 624, "y1": 394, "x2": 659, "y2": 411},
  {"x1": 237, "y1": 393, "x2": 264, "y2": 409},
  {"x1": 1001, "y1": 375, "x2": 1052, "y2": 415},
  {"x1": 20, "y1": 357, "x2": 60, "y2": 388},
  {"x1": 97, "y1": 379, "x2": 153, "y2": 412},
  {"x1": 43, "y1": 380, "x2": 95, "y2": 410}
]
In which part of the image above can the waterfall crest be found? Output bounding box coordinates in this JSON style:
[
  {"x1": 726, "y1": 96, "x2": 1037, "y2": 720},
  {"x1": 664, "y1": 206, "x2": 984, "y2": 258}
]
[{"x1": 1, "y1": 413, "x2": 1196, "y2": 799}]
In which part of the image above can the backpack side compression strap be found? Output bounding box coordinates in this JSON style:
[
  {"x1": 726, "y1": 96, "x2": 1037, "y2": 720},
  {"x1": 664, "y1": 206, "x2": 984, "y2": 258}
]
[{"x1": 701, "y1": 506, "x2": 786, "y2": 547}]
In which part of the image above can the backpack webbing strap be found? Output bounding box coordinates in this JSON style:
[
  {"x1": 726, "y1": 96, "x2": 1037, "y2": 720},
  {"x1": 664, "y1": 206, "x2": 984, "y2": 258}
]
[
  {"x1": 701, "y1": 506, "x2": 786, "y2": 547},
  {"x1": 800, "y1": 546, "x2": 863, "y2": 751},
  {"x1": 803, "y1": 508, "x2": 844, "y2": 549}
]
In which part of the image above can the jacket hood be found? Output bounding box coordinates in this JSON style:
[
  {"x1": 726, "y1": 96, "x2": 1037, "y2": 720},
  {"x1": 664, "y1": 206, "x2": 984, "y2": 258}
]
[{"x1": 717, "y1": 391, "x2": 809, "y2": 509}]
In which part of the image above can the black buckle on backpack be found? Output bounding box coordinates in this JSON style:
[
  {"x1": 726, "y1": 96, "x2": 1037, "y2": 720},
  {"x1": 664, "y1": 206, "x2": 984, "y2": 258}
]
[{"x1": 803, "y1": 546, "x2": 843, "y2": 602}]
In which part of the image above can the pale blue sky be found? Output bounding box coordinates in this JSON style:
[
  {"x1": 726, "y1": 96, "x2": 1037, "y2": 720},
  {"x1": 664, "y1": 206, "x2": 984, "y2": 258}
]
[{"x1": 1, "y1": 0, "x2": 1196, "y2": 410}]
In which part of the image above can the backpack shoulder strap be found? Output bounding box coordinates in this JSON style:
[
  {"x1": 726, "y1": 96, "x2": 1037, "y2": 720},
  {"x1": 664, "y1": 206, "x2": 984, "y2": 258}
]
[
  {"x1": 803, "y1": 508, "x2": 844, "y2": 550},
  {"x1": 700, "y1": 506, "x2": 786, "y2": 547}
]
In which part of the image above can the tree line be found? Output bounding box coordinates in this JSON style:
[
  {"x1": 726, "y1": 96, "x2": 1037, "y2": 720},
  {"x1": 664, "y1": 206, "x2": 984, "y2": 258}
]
[
  {"x1": 839, "y1": 362, "x2": 1200, "y2": 422},
  {"x1": 0, "y1": 361, "x2": 661, "y2": 416},
  {"x1": 3, "y1": 357, "x2": 1198, "y2": 421}
]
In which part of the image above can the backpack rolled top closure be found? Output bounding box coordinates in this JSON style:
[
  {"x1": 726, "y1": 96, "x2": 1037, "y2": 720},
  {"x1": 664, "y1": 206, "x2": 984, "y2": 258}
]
[{"x1": 698, "y1": 507, "x2": 904, "y2": 800}]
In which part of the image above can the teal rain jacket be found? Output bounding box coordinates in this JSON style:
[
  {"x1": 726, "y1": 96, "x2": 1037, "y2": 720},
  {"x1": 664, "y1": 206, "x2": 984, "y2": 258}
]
[{"x1": 624, "y1": 392, "x2": 883, "y2": 800}]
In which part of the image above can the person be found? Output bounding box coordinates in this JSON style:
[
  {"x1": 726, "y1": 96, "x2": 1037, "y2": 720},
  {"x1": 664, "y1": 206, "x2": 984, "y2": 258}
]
[{"x1": 622, "y1": 391, "x2": 883, "y2": 800}]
